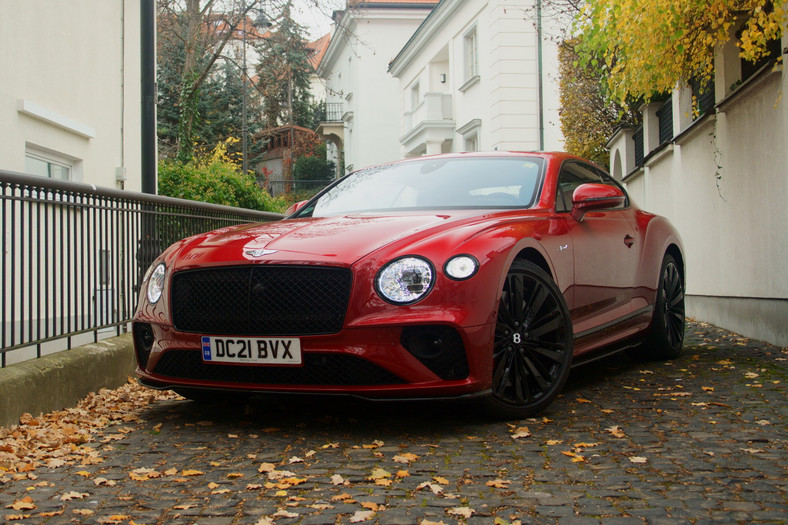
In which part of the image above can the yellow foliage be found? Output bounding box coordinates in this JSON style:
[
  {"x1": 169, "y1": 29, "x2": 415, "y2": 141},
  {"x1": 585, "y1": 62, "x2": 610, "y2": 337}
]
[{"x1": 577, "y1": 0, "x2": 785, "y2": 103}]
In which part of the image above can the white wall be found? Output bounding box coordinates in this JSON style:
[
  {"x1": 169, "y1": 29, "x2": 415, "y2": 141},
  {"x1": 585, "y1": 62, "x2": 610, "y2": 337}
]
[
  {"x1": 390, "y1": 0, "x2": 564, "y2": 156},
  {"x1": 612, "y1": 36, "x2": 787, "y2": 346},
  {"x1": 0, "y1": 0, "x2": 142, "y2": 191},
  {"x1": 318, "y1": 6, "x2": 435, "y2": 171}
]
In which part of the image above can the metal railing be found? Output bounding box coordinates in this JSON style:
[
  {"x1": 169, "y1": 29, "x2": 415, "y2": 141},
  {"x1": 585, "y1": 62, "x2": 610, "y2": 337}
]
[
  {"x1": 324, "y1": 102, "x2": 344, "y2": 122},
  {"x1": 0, "y1": 169, "x2": 282, "y2": 367}
]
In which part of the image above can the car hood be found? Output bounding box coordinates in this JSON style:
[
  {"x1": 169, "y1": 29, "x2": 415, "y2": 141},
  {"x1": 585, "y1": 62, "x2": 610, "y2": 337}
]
[{"x1": 168, "y1": 211, "x2": 493, "y2": 270}]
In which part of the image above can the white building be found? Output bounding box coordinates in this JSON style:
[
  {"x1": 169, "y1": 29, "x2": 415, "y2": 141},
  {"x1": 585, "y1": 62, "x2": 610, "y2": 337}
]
[
  {"x1": 0, "y1": 0, "x2": 142, "y2": 190},
  {"x1": 388, "y1": 0, "x2": 564, "y2": 157},
  {"x1": 316, "y1": 0, "x2": 438, "y2": 172},
  {"x1": 607, "y1": 26, "x2": 787, "y2": 346}
]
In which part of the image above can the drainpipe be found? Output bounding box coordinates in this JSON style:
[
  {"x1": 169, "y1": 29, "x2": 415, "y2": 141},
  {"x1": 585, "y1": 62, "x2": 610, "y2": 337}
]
[
  {"x1": 536, "y1": 0, "x2": 544, "y2": 151},
  {"x1": 141, "y1": 0, "x2": 156, "y2": 194}
]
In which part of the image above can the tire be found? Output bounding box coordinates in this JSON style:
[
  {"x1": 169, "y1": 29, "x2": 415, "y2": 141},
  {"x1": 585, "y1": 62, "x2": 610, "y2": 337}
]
[
  {"x1": 639, "y1": 253, "x2": 685, "y2": 360},
  {"x1": 481, "y1": 260, "x2": 574, "y2": 419}
]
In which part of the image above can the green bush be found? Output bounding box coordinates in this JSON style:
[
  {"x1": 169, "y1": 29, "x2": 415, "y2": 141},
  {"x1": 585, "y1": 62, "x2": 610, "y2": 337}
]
[{"x1": 158, "y1": 139, "x2": 289, "y2": 213}]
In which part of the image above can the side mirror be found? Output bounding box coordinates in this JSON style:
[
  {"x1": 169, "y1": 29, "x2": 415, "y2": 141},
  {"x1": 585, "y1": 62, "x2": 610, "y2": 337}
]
[
  {"x1": 571, "y1": 183, "x2": 625, "y2": 222},
  {"x1": 284, "y1": 200, "x2": 308, "y2": 217}
]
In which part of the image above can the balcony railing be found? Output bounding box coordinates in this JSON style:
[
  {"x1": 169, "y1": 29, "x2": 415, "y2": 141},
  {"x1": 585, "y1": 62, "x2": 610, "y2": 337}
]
[
  {"x1": 324, "y1": 102, "x2": 344, "y2": 122},
  {"x1": 404, "y1": 92, "x2": 453, "y2": 133},
  {"x1": 0, "y1": 169, "x2": 282, "y2": 367}
]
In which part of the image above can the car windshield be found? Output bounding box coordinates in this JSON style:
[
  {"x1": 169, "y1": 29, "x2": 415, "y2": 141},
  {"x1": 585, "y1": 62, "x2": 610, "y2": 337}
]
[{"x1": 299, "y1": 156, "x2": 545, "y2": 217}]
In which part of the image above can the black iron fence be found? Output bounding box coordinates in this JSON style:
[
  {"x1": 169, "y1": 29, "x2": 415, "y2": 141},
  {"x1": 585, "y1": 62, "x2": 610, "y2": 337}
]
[{"x1": 0, "y1": 169, "x2": 282, "y2": 367}]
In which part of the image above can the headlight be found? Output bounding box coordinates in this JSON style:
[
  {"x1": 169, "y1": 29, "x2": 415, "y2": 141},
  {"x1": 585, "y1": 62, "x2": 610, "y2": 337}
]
[
  {"x1": 376, "y1": 256, "x2": 434, "y2": 304},
  {"x1": 444, "y1": 255, "x2": 479, "y2": 280},
  {"x1": 146, "y1": 263, "x2": 166, "y2": 304}
]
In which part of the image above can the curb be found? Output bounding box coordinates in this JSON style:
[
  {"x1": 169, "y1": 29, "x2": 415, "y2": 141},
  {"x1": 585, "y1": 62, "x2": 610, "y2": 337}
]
[{"x1": 0, "y1": 334, "x2": 136, "y2": 428}]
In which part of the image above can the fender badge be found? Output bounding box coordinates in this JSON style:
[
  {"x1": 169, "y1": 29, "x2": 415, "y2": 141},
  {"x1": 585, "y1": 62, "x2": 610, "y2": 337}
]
[{"x1": 245, "y1": 248, "x2": 278, "y2": 257}]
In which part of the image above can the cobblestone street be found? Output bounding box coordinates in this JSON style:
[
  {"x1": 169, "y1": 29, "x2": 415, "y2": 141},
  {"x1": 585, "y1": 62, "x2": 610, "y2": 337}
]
[{"x1": 1, "y1": 321, "x2": 786, "y2": 524}]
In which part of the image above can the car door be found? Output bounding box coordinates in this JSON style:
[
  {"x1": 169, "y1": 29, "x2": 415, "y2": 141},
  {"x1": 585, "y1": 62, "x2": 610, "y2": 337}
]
[{"x1": 555, "y1": 162, "x2": 639, "y2": 334}]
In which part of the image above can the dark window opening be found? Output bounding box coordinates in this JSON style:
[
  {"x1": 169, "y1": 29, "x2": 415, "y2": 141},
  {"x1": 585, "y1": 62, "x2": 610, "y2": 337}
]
[
  {"x1": 740, "y1": 36, "x2": 781, "y2": 82},
  {"x1": 690, "y1": 76, "x2": 715, "y2": 118},
  {"x1": 656, "y1": 98, "x2": 673, "y2": 144},
  {"x1": 633, "y1": 126, "x2": 644, "y2": 166}
]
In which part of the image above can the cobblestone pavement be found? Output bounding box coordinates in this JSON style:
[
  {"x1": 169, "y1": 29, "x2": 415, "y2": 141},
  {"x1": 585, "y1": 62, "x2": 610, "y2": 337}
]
[{"x1": 1, "y1": 321, "x2": 786, "y2": 524}]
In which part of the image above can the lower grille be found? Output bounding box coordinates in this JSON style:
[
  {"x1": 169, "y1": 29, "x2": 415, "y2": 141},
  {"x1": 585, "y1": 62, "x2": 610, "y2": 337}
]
[
  {"x1": 133, "y1": 322, "x2": 154, "y2": 369},
  {"x1": 401, "y1": 326, "x2": 469, "y2": 380},
  {"x1": 152, "y1": 350, "x2": 405, "y2": 386},
  {"x1": 171, "y1": 266, "x2": 352, "y2": 336}
]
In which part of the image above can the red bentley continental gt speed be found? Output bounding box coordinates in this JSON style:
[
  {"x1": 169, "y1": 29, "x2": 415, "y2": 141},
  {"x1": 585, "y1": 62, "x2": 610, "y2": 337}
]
[{"x1": 133, "y1": 152, "x2": 685, "y2": 418}]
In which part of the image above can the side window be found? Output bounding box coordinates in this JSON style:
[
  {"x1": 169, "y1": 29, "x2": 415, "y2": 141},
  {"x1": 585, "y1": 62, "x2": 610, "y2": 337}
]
[{"x1": 555, "y1": 162, "x2": 627, "y2": 212}]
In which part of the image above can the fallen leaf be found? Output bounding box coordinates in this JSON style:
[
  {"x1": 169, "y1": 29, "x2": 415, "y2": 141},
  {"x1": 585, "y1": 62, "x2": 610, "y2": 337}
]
[
  {"x1": 362, "y1": 440, "x2": 384, "y2": 449},
  {"x1": 628, "y1": 456, "x2": 648, "y2": 464},
  {"x1": 417, "y1": 481, "x2": 445, "y2": 495},
  {"x1": 331, "y1": 493, "x2": 352, "y2": 501},
  {"x1": 181, "y1": 469, "x2": 203, "y2": 476},
  {"x1": 448, "y1": 506, "x2": 474, "y2": 518},
  {"x1": 330, "y1": 474, "x2": 347, "y2": 485},
  {"x1": 393, "y1": 452, "x2": 419, "y2": 463},
  {"x1": 60, "y1": 491, "x2": 89, "y2": 501},
  {"x1": 510, "y1": 426, "x2": 531, "y2": 439},
  {"x1": 273, "y1": 509, "x2": 298, "y2": 518},
  {"x1": 254, "y1": 518, "x2": 275, "y2": 525},
  {"x1": 545, "y1": 440, "x2": 563, "y2": 446},
  {"x1": 246, "y1": 483, "x2": 263, "y2": 490},
  {"x1": 7, "y1": 496, "x2": 36, "y2": 511},
  {"x1": 361, "y1": 501, "x2": 383, "y2": 511},
  {"x1": 94, "y1": 477, "x2": 117, "y2": 487},
  {"x1": 350, "y1": 510, "x2": 376, "y2": 523},
  {"x1": 485, "y1": 479, "x2": 511, "y2": 488},
  {"x1": 288, "y1": 456, "x2": 304, "y2": 464},
  {"x1": 576, "y1": 398, "x2": 592, "y2": 403},
  {"x1": 72, "y1": 509, "x2": 94, "y2": 516},
  {"x1": 606, "y1": 425, "x2": 626, "y2": 438},
  {"x1": 227, "y1": 472, "x2": 244, "y2": 479},
  {"x1": 258, "y1": 462, "x2": 276, "y2": 473},
  {"x1": 433, "y1": 476, "x2": 450, "y2": 485}
]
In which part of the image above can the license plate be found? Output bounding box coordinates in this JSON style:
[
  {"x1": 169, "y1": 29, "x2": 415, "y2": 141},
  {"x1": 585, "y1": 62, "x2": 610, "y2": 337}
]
[{"x1": 201, "y1": 336, "x2": 302, "y2": 365}]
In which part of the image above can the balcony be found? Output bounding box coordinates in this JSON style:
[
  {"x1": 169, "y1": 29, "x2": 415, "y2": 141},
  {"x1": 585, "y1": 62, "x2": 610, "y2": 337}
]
[
  {"x1": 316, "y1": 102, "x2": 347, "y2": 150},
  {"x1": 401, "y1": 92, "x2": 455, "y2": 156}
]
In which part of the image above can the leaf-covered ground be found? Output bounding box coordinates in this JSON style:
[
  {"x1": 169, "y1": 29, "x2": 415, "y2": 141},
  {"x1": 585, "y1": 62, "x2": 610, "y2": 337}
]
[{"x1": 1, "y1": 322, "x2": 786, "y2": 524}]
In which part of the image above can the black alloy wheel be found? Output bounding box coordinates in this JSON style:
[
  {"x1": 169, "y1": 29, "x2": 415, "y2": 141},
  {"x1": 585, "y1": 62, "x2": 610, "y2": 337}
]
[
  {"x1": 640, "y1": 253, "x2": 685, "y2": 359},
  {"x1": 482, "y1": 260, "x2": 573, "y2": 419}
]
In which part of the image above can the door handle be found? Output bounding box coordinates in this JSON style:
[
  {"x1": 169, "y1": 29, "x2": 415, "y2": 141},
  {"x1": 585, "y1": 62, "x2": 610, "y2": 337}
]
[{"x1": 624, "y1": 235, "x2": 635, "y2": 248}]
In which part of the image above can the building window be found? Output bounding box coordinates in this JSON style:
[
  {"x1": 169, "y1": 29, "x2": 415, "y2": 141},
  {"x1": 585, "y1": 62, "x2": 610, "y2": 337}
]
[
  {"x1": 656, "y1": 98, "x2": 673, "y2": 144},
  {"x1": 25, "y1": 150, "x2": 71, "y2": 180},
  {"x1": 464, "y1": 27, "x2": 478, "y2": 81},
  {"x1": 632, "y1": 126, "x2": 644, "y2": 166},
  {"x1": 410, "y1": 82, "x2": 420, "y2": 110},
  {"x1": 458, "y1": 118, "x2": 482, "y2": 153},
  {"x1": 740, "y1": 36, "x2": 781, "y2": 83},
  {"x1": 690, "y1": 75, "x2": 715, "y2": 119},
  {"x1": 465, "y1": 134, "x2": 479, "y2": 152}
]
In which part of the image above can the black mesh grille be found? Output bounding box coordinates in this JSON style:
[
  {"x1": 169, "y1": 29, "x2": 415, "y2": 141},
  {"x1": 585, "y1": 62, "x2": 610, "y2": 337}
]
[
  {"x1": 401, "y1": 326, "x2": 469, "y2": 380},
  {"x1": 171, "y1": 266, "x2": 352, "y2": 336},
  {"x1": 152, "y1": 350, "x2": 405, "y2": 386},
  {"x1": 133, "y1": 322, "x2": 154, "y2": 369}
]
